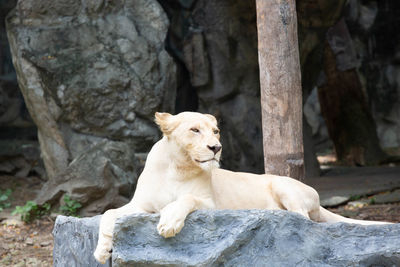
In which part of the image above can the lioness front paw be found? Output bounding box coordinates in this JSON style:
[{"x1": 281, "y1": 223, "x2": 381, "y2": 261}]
[
  {"x1": 93, "y1": 247, "x2": 111, "y2": 264},
  {"x1": 157, "y1": 219, "x2": 184, "y2": 238},
  {"x1": 94, "y1": 235, "x2": 113, "y2": 264},
  {"x1": 157, "y1": 205, "x2": 186, "y2": 238}
]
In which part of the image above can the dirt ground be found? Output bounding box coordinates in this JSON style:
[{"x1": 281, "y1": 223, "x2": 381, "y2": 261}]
[
  {"x1": 0, "y1": 172, "x2": 400, "y2": 266},
  {"x1": 0, "y1": 176, "x2": 53, "y2": 266},
  {"x1": 0, "y1": 218, "x2": 53, "y2": 266}
]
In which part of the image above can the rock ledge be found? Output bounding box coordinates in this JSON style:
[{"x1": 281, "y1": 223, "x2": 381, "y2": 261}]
[{"x1": 53, "y1": 210, "x2": 400, "y2": 267}]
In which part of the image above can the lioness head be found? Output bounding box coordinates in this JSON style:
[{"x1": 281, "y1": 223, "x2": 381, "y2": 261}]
[{"x1": 155, "y1": 112, "x2": 222, "y2": 171}]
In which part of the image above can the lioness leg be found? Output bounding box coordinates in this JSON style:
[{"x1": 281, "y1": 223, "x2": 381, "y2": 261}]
[
  {"x1": 157, "y1": 194, "x2": 214, "y2": 238},
  {"x1": 270, "y1": 180, "x2": 320, "y2": 220},
  {"x1": 94, "y1": 203, "x2": 145, "y2": 264}
]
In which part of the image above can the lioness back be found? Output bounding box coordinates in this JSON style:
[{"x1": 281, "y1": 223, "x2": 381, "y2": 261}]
[
  {"x1": 211, "y1": 169, "x2": 282, "y2": 210},
  {"x1": 212, "y1": 168, "x2": 320, "y2": 212}
]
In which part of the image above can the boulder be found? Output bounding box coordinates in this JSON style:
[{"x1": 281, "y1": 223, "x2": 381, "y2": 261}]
[
  {"x1": 53, "y1": 215, "x2": 108, "y2": 267},
  {"x1": 6, "y1": 0, "x2": 176, "y2": 214},
  {"x1": 53, "y1": 210, "x2": 400, "y2": 267}
]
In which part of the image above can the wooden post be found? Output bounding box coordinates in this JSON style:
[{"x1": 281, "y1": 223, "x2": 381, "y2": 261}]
[{"x1": 256, "y1": 0, "x2": 304, "y2": 180}]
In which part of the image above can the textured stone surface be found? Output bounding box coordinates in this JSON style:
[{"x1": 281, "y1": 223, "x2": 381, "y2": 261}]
[
  {"x1": 0, "y1": 140, "x2": 44, "y2": 177},
  {"x1": 54, "y1": 210, "x2": 400, "y2": 267},
  {"x1": 112, "y1": 210, "x2": 400, "y2": 266},
  {"x1": 160, "y1": 0, "x2": 263, "y2": 174},
  {"x1": 193, "y1": 1, "x2": 264, "y2": 174},
  {"x1": 6, "y1": 0, "x2": 176, "y2": 214},
  {"x1": 300, "y1": 0, "x2": 400, "y2": 152},
  {"x1": 373, "y1": 189, "x2": 400, "y2": 204},
  {"x1": 53, "y1": 215, "x2": 110, "y2": 267},
  {"x1": 0, "y1": 0, "x2": 25, "y2": 131},
  {"x1": 303, "y1": 88, "x2": 332, "y2": 152},
  {"x1": 296, "y1": 0, "x2": 347, "y2": 177},
  {"x1": 0, "y1": 0, "x2": 41, "y2": 177},
  {"x1": 346, "y1": 0, "x2": 400, "y2": 150},
  {"x1": 161, "y1": 0, "x2": 353, "y2": 176}
]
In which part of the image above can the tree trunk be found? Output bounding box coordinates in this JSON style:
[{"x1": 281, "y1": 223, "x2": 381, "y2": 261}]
[
  {"x1": 296, "y1": 0, "x2": 347, "y2": 178},
  {"x1": 256, "y1": 0, "x2": 304, "y2": 180},
  {"x1": 318, "y1": 41, "x2": 386, "y2": 165}
]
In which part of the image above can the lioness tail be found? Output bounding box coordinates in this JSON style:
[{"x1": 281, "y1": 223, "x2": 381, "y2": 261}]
[{"x1": 317, "y1": 206, "x2": 391, "y2": 225}]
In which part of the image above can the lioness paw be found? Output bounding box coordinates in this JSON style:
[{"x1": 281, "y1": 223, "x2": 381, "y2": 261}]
[
  {"x1": 157, "y1": 219, "x2": 184, "y2": 238},
  {"x1": 94, "y1": 234, "x2": 113, "y2": 264},
  {"x1": 157, "y1": 204, "x2": 186, "y2": 238},
  {"x1": 93, "y1": 247, "x2": 112, "y2": 264}
]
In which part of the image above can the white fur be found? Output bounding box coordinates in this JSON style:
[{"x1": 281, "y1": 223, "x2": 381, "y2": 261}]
[{"x1": 94, "y1": 112, "x2": 390, "y2": 264}]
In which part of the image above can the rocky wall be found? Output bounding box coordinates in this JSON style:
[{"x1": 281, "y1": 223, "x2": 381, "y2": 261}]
[
  {"x1": 3, "y1": 0, "x2": 400, "y2": 213},
  {"x1": 303, "y1": 0, "x2": 400, "y2": 154},
  {"x1": 160, "y1": 0, "x2": 264, "y2": 174},
  {"x1": 0, "y1": 0, "x2": 43, "y2": 178},
  {"x1": 6, "y1": 0, "x2": 176, "y2": 214},
  {"x1": 345, "y1": 0, "x2": 400, "y2": 149}
]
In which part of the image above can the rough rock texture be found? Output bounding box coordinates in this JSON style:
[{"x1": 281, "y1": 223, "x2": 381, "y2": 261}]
[
  {"x1": 160, "y1": 0, "x2": 264, "y2": 174},
  {"x1": 296, "y1": 0, "x2": 346, "y2": 174},
  {"x1": 0, "y1": 79, "x2": 34, "y2": 136},
  {"x1": 299, "y1": 0, "x2": 400, "y2": 154},
  {"x1": 344, "y1": 0, "x2": 400, "y2": 150},
  {"x1": 163, "y1": 0, "x2": 262, "y2": 174},
  {"x1": 53, "y1": 210, "x2": 400, "y2": 267},
  {"x1": 53, "y1": 215, "x2": 109, "y2": 267},
  {"x1": 191, "y1": 1, "x2": 264, "y2": 174},
  {"x1": 0, "y1": 140, "x2": 44, "y2": 178},
  {"x1": 6, "y1": 0, "x2": 176, "y2": 214},
  {"x1": 303, "y1": 88, "x2": 332, "y2": 152},
  {"x1": 318, "y1": 31, "x2": 386, "y2": 165},
  {"x1": 0, "y1": 0, "x2": 25, "y2": 132},
  {"x1": 0, "y1": 0, "x2": 42, "y2": 177},
  {"x1": 160, "y1": 0, "x2": 352, "y2": 176}
]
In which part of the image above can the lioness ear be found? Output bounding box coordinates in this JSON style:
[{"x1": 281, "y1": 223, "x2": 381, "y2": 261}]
[
  {"x1": 155, "y1": 112, "x2": 177, "y2": 136},
  {"x1": 205, "y1": 114, "x2": 218, "y2": 125}
]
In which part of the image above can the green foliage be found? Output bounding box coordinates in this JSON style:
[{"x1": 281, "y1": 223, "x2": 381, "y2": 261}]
[
  {"x1": 0, "y1": 189, "x2": 12, "y2": 212},
  {"x1": 12, "y1": 201, "x2": 51, "y2": 223},
  {"x1": 349, "y1": 194, "x2": 362, "y2": 201},
  {"x1": 59, "y1": 195, "x2": 82, "y2": 217},
  {"x1": 369, "y1": 197, "x2": 376, "y2": 205}
]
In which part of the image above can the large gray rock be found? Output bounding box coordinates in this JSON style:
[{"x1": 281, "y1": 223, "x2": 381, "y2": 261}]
[
  {"x1": 53, "y1": 215, "x2": 109, "y2": 267},
  {"x1": 6, "y1": 0, "x2": 176, "y2": 214},
  {"x1": 54, "y1": 210, "x2": 400, "y2": 267}
]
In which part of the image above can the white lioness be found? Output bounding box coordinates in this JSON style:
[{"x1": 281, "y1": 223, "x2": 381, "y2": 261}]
[{"x1": 94, "y1": 111, "x2": 389, "y2": 263}]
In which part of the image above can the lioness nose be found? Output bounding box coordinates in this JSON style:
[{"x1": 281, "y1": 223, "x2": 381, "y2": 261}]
[{"x1": 207, "y1": 145, "x2": 222, "y2": 154}]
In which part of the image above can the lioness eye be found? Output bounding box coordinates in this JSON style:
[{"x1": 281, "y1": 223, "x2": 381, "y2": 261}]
[
  {"x1": 213, "y1": 129, "x2": 220, "y2": 134},
  {"x1": 190, "y1": 128, "x2": 200, "y2": 133}
]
